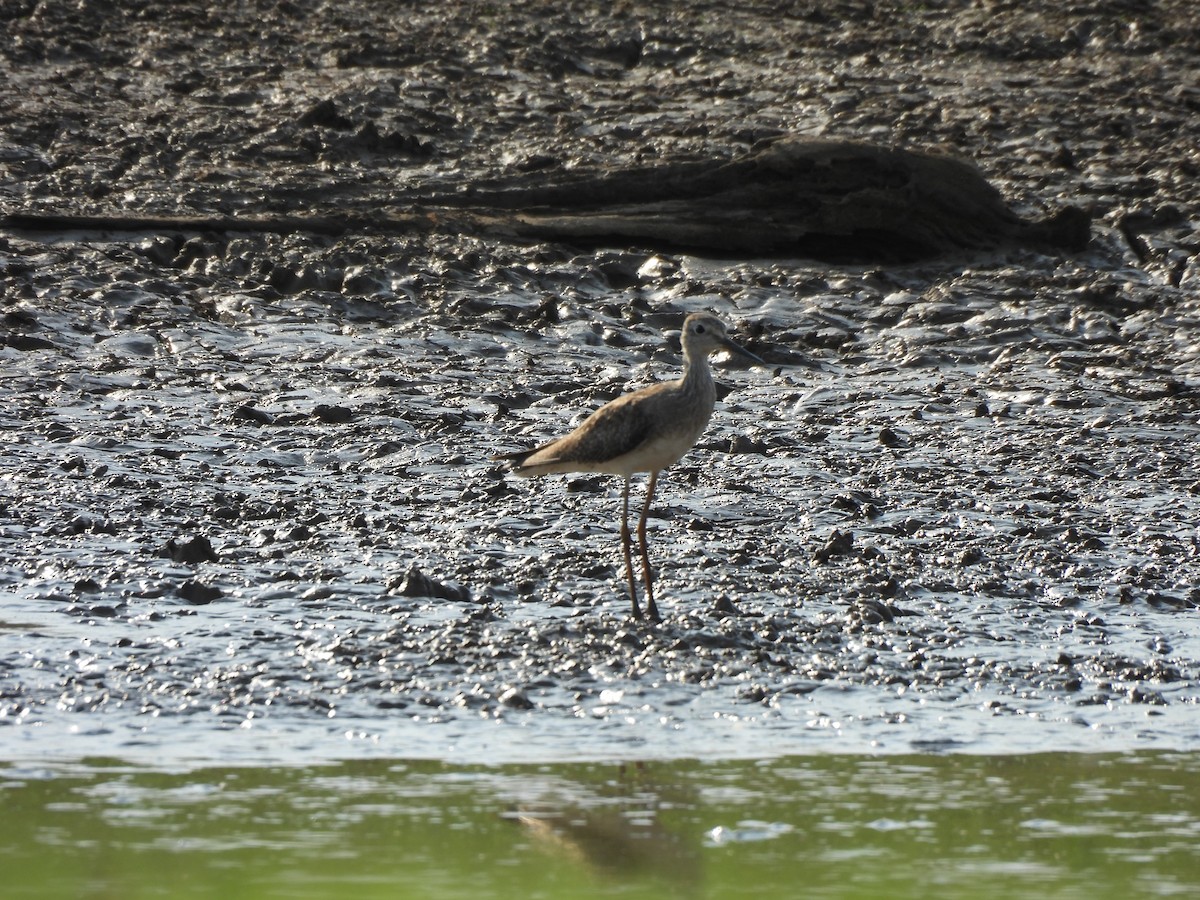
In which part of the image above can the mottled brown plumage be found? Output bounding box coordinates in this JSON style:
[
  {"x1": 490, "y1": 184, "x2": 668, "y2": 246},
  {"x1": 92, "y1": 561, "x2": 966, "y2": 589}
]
[{"x1": 496, "y1": 313, "x2": 764, "y2": 620}]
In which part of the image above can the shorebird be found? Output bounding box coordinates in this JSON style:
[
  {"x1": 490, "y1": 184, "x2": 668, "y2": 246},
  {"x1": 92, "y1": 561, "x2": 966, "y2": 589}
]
[{"x1": 495, "y1": 312, "x2": 765, "y2": 621}]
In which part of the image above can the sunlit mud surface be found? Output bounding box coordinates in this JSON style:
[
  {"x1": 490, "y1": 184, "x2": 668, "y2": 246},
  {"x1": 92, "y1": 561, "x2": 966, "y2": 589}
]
[{"x1": 2, "y1": 1, "x2": 1199, "y2": 766}]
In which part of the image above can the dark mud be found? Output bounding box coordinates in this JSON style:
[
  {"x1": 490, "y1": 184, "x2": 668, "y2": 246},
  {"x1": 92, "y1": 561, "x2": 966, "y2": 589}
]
[{"x1": 1, "y1": 1, "x2": 1199, "y2": 764}]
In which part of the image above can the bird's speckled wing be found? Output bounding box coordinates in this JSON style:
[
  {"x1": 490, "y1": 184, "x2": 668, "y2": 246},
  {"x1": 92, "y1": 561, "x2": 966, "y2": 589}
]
[{"x1": 513, "y1": 386, "x2": 666, "y2": 473}]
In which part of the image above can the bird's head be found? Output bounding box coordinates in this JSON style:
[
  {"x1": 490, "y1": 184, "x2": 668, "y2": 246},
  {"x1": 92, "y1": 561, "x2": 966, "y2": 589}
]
[{"x1": 681, "y1": 312, "x2": 765, "y2": 366}]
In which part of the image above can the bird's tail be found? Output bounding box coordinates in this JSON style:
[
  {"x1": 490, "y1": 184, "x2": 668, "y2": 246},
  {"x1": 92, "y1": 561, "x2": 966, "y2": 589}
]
[
  {"x1": 491, "y1": 447, "x2": 536, "y2": 468},
  {"x1": 491, "y1": 445, "x2": 560, "y2": 477},
  {"x1": 491, "y1": 448, "x2": 526, "y2": 461}
]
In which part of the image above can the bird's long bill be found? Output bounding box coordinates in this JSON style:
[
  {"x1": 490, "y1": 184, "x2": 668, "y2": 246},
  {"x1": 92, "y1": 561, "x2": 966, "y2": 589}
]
[{"x1": 719, "y1": 335, "x2": 767, "y2": 366}]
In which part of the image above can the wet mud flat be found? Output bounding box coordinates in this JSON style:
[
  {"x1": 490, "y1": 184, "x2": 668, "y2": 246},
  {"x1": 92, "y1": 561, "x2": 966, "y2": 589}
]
[{"x1": 1, "y1": 1, "x2": 1200, "y2": 764}]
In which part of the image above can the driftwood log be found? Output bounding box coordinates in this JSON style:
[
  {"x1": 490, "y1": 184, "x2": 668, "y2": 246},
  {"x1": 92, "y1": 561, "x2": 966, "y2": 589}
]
[{"x1": 1, "y1": 137, "x2": 1090, "y2": 260}]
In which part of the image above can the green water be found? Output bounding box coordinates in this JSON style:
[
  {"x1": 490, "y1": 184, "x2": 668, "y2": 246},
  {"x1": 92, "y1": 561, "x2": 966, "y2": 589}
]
[{"x1": 2, "y1": 753, "x2": 1197, "y2": 899}]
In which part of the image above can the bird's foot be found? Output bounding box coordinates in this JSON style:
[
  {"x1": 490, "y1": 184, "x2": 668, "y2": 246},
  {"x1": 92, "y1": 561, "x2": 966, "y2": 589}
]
[{"x1": 628, "y1": 603, "x2": 663, "y2": 625}]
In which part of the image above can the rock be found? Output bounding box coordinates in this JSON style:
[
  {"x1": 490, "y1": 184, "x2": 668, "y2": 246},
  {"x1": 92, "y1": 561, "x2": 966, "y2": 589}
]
[
  {"x1": 161, "y1": 535, "x2": 219, "y2": 563},
  {"x1": 232, "y1": 404, "x2": 274, "y2": 426},
  {"x1": 298, "y1": 98, "x2": 353, "y2": 129},
  {"x1": 178, "y1": 580, "x2": 222, "y2": 605},
  {"x1": 2, "y1": 333, "x2": 57, "y2": 351},
  {"x1": 392, "y1": 566, "x2": 471, "y2": 602},
  {"x1": 312, "y1": 403, "x2": 354, "y2": 424},
  {"x1": 497, "y1": 686, "x2": 534, "y2": 709},
  {"x1": 815, "y1": 529, "x2": 856, "y2": 562}
]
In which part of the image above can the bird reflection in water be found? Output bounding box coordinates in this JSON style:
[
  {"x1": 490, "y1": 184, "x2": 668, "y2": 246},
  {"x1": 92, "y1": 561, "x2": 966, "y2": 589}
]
[{"x1": 505, "y1": 763, "x2": 702, "y2": 897}]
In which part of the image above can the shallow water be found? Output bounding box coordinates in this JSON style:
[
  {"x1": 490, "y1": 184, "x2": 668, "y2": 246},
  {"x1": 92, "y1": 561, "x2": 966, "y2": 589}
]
[{"x1": 4, "y1": 752, "x2": 1198, "y2": 899}]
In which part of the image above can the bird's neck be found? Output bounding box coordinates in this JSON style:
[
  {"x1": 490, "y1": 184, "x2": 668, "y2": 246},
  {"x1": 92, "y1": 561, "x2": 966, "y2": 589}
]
[{"x1": 681, "y1": 351, "x2": 712, "y2": 390}]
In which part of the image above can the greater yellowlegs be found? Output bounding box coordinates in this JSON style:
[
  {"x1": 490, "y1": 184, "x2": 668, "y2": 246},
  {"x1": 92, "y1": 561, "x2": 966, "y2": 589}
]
[{"x1": 496, "y1": 312, "x2": 765, "y2": 620}]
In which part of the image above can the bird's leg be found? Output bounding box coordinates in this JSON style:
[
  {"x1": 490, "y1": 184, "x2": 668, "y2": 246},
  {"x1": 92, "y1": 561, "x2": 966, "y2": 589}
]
[
  {"x1": 620, "y1": 476, "x2": 642, "y2": 619},
  {"x1": 637, "y1": 470, "x2": 662, "y2": 622}
]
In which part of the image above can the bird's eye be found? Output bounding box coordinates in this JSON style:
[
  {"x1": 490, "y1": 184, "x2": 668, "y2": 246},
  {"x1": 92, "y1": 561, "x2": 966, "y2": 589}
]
[{"x1": 694, "y1": 324, "x2": 706, "y2": 334}]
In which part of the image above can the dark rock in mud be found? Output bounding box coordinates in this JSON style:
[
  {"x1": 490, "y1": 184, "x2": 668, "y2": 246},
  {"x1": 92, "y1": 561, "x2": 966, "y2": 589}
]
[
  {"x1": 392, "y1": 565, "x2": 472, "y2": 602},
  {"x1": 232, "y1": 404, "x2": 274, "y2": 426},
  {"x1": 161, "y1": 535, "x2": 219, "y2": 564},
  {"x1": 497, "y1": 686, "x2": 535, "y2": 710},
  {"x1": 178, "y1": 580, "x2": 222, "y2": 605},
  {"x1": 815, "y1": 529, "x2": 856, "y2": 563},
  {"x1": 312, "y1": 403, "x2": 355, "y2": 424}
]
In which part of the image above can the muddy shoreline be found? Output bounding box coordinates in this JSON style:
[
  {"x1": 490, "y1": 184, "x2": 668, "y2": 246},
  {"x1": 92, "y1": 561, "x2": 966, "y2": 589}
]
[{"x1": 2, "y1": 0, "x2": 1199, "y2": 764}]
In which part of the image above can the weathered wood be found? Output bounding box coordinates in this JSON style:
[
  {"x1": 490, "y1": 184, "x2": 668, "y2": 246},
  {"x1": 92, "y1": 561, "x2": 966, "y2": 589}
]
[
  {"x1": 0, "y1": 137, "x2": 1089, "y2": 260},
  {"x1": 424, "y1": 137, "x2": 1091, "y2": 258}
]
